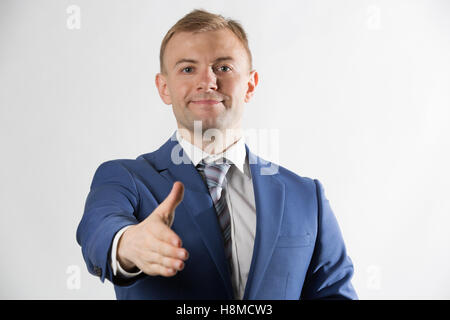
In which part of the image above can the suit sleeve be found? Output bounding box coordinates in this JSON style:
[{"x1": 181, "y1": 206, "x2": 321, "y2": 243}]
[
  {"x1": 300, "y1": 179, "x2": 358, "y2": 300},
  {"x1": 76, "y1": 160, "x2": 144, "y2": 286}
]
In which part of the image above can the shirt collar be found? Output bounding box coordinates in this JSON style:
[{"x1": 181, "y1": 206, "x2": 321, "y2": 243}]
[{"x1": 175, "y1": 129, "x2": 247, "y2": 174}]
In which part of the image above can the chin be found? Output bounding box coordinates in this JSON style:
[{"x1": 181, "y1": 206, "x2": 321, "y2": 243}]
[
  {"x1": 187, "y1": 117, "x2": 226, "y2": 132},
  {"x1": 197, "y1": 118, "x2": 220, "y2": 130}
]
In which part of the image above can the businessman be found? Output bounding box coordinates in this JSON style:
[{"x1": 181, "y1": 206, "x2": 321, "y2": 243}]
[{"x1": 76, "y1": 9, "x2": 357, "y2": 300}]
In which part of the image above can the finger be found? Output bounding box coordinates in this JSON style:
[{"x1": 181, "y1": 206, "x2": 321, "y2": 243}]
[
  {"x1": 141, "y1": 263, "x2": 178, "y2": 277},
  {"x1": 143, "y1": 251, "x2": 185, "y2": 271},
  {"x1": 156, "y1": 182, "x2": 184, "y2": 223},
  {"x1": 149, "y1": 220, "x2": 184, "y2": 248},
  {"x1": 149, "y1": 236, "x2": 189, "y2": 261}
]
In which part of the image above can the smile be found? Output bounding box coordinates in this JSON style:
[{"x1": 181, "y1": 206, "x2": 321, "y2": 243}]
[{"x1": 191, "y1": 100, "x2": 222, "y2": 105}]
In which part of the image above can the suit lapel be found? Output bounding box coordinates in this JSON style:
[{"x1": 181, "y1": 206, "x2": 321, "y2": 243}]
[
  {"x1": 148, "y1": 135, "x2": 285, "y2": 300},
  {"x1": 243, "y1": 145, "x2": 285, "y2": 300},
  {"x1": 150, "y1": 135, "x2": 234, "y2": 299}
]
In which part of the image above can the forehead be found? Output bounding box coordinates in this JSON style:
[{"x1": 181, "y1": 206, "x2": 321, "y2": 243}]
[{"x1": 164, "y1": 29, "x2": 248, "y2": 68}]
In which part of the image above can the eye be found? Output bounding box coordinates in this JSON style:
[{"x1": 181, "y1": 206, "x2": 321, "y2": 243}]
[
  {"x1": 181, "y1": 66, "x2": 194, "y2": 73},
  {"x1": 218, "y1": 65, "x2": 231, "y2": 72}
]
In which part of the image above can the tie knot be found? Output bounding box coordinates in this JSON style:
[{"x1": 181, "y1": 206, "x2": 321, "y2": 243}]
[{"x1": 197, "y1": 159, "x2": 231, "y2": 190}]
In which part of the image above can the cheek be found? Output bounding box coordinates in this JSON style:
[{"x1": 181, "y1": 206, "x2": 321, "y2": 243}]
[
  {"x1": 222, "y1": 77, "x2": 246, "y2": 99},
  {"x1": 230, "y1": 83, "x2": 248, "y2": 103},
  {"x1": 169, "y1": 81, "x2": 190, "y2": 102}
]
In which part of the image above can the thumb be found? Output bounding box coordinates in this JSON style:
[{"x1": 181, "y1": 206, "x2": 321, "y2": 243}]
[{"x1": 156, "y1": 181, "x2": 184, "y2": 226}]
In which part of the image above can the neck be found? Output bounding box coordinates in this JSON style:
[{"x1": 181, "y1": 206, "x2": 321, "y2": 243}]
[{"x1": 178, "y1": 126, "x2": 243, "y2": 155}]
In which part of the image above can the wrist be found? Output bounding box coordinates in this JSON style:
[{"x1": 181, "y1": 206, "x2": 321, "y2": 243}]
[{"x1": 117, "y1": 227, "x2": 138, "y2": 272}]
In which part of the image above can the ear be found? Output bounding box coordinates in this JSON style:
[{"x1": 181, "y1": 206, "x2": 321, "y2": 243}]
[
  {"x1": 244, "y1": 70, "x2": 259, "y2": 103},
  {"x1": 155, "y1": 73, "x2": 172, "y2": 105}
]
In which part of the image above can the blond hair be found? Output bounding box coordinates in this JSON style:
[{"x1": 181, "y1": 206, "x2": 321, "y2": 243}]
[{"x1": 159, "y1": 9, "x2": 253, "y2": 74}]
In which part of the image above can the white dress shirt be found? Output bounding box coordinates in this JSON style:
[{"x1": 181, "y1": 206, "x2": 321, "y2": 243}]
[{"x1": 110, "y1": 130, "x2": 257, "y2": 299}]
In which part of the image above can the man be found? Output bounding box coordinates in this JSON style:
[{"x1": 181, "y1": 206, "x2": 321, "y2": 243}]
[{"x1": 76, "y1": 9, "x2": 357, "y2": 300}]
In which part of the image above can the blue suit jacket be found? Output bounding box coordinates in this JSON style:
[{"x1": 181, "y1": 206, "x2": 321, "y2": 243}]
[{"x1": 76, "y1": 135, "x2": 357, "y2": 299}]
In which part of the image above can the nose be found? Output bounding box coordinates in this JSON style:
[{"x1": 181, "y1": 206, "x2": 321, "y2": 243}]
[{"x1": 197, "y1": 67, "x2": 218, "y2": 92}]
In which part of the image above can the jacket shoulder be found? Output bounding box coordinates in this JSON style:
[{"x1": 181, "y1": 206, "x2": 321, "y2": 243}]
[
  {"x1": 94, "y1": 150, "x2": 160, "y2": 176},
  {"x1": 260, "y1": 158, "x2": 317, "y2": 195},
  {"x1": 276, "y1": 164, "x2": 315, "y2": 187}
]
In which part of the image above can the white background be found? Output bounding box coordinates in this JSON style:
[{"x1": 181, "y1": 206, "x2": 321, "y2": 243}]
[{"x1": 0, "y1": 0, "x2": 449, "y2": 299}]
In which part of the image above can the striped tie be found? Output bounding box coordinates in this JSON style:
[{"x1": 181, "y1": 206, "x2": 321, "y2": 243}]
[{"x1": 196, "y1": 159, "x2": 233, "y2": 274}]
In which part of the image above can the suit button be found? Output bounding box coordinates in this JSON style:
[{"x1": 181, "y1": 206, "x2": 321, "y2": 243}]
[{"x1": 94, "y1": 266, "x2": 102, "y2": 276}]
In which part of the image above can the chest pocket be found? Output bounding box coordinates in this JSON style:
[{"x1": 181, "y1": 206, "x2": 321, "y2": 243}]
[{"x1": 276, "y1": 233, "x2": 311, "y2": 248}]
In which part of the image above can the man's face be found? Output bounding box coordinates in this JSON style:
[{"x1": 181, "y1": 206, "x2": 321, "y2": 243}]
[{"x1": 156, "y1": 28, "x2": 258, "y2": 134}]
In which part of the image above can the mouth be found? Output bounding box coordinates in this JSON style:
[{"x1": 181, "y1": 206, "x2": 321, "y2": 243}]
[{"x1": 190, "y1": 100, "x2": 223, "y2": 105}]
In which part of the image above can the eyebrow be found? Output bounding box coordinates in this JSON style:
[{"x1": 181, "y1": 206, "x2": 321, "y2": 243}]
[{"x1": 173, "y1": 56, "x2": 234, "y2": 69}]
